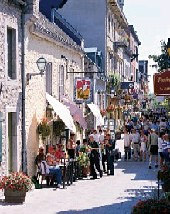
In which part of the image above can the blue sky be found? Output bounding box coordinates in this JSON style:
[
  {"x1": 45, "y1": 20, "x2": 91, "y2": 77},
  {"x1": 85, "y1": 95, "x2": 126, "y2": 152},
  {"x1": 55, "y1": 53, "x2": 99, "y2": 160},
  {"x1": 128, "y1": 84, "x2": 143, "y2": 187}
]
[
  {"x1": 124, "y1": 0, "x2": 170, "y2": 93},
  {"x1": 124, "y1": 0, "x2": 170, "y2": 60}
]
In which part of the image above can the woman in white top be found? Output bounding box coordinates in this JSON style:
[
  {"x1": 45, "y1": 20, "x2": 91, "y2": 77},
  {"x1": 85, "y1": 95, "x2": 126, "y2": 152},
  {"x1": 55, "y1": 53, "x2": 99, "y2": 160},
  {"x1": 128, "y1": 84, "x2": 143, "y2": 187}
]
[{"x1": 140, "y1": 130, "x2": 147, "y2": 161}]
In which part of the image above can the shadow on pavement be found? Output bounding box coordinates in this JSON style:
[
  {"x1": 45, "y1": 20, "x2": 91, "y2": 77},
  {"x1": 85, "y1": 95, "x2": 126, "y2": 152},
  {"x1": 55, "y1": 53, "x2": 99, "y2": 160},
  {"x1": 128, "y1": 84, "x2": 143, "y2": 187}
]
[
  {"x1": 0, "y1": 199, "x2": 23, "y2": 206},
  {"x1": 114, "y1": 159, "x2": 158, "y2": 181},
  {"x1": 56, "y1": 201, "x2": 134, "y2": 214},
  {"x1": 56, "y1": 186, "x2": 158, "y2": 214}
]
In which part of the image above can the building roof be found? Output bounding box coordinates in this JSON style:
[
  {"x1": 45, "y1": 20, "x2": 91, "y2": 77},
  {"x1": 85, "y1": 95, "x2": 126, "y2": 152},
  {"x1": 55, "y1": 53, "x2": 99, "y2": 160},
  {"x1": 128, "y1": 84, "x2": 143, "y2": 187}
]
[
  {"x1": 128, "y1": 25, "x2": 141, "y2": 45},
  {"x1": 39, "y1": 0, "x2": 83, "y2": 46}
]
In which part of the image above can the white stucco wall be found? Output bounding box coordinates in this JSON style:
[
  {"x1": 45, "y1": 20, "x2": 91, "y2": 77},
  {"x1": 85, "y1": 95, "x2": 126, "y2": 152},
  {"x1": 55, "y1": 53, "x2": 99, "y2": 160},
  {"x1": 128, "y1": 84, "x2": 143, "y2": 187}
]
[{"x1": 25, "y1": 14, "x2": 84, "y2": 176}]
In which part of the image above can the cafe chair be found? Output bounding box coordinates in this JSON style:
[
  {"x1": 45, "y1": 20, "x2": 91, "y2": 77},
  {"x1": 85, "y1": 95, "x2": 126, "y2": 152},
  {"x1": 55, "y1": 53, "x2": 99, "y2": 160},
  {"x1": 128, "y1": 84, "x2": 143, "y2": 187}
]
[{"x1": 37, "y1": 161, "x2": 54, "y2": 187}]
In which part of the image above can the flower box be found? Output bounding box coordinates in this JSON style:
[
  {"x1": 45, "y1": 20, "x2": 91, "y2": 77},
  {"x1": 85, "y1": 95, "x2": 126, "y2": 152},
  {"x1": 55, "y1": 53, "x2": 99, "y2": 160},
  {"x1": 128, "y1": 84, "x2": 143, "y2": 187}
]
[
  {"x1": 0, "y1": 172, "x2": 32, "y2": 204},
  {"x1": 4, "y1": 189, "x2": 26, "y2": 203}
]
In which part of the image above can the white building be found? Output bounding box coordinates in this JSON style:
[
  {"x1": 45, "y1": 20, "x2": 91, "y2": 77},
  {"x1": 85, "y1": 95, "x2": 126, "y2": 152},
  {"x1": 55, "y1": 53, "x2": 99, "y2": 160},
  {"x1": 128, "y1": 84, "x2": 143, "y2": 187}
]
[{"x1": 0, "y1": 0, "x2": 24, "y2": 176}]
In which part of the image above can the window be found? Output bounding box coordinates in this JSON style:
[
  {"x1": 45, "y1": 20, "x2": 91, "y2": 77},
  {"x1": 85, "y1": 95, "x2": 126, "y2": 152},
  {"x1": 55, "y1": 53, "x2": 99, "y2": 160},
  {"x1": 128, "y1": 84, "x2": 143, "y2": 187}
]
[
  {"x1": 7, "y1": 27, "x2": 16, "y2": 79},
  {"x1": 59, "y1": 65, "x2": 64, "y2": 101},
  {"x1": 46, "y1": 63, "x2": 52, "y2": 95},
  {"x1": 108, "y1": 15, "x2": 110, "y2": 33},
  {"x1": 8, "y1": 112, "x2": 17, "y2": 172}
]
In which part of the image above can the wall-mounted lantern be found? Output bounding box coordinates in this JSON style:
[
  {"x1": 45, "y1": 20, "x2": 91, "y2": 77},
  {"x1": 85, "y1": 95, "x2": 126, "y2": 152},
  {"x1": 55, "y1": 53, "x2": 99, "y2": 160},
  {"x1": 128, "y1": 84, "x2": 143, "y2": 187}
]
[{"x1": 26, "y1": 57, "x2": 47, "y2": 85}]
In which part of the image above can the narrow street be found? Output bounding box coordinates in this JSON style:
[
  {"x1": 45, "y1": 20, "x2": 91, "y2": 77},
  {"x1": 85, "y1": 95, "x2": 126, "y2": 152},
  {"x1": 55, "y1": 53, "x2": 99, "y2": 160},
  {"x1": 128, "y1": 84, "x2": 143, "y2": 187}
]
[{"x1": 0, "y1": 139, "x2": 158, "y2": 214}]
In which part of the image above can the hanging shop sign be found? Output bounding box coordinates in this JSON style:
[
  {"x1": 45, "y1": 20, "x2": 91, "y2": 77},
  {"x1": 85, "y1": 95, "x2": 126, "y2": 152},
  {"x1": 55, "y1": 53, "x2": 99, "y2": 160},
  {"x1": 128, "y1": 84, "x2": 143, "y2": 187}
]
[
  {"x1": 120, "y1": 82, "x2": 134, "y2": 90},
  {"x1": 153, "y1": 70, "x2": 170, "y2": 96},
  {"x1": 74, "y1": 78, "x2": 93, "y2": 104}
]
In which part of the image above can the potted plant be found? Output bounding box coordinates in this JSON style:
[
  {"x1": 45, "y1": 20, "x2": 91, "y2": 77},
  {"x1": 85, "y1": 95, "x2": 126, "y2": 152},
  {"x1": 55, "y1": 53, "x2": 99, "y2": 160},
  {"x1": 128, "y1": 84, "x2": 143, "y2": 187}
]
[
  {"x1": 37, "y1": 118, "x2": 51, "y2": 140},
  {"x1": 132, "y1": 199, "x2": 170, "y2": 214},
  {"x1": 0, "y1": 172, "x2": 32, "y2": 203},
  {"x1": 77, "y1": 152, "x2": 90, "y2": 177},
  {"x1": 53, "y1": 119, "x2": 65, "y2": 136}
]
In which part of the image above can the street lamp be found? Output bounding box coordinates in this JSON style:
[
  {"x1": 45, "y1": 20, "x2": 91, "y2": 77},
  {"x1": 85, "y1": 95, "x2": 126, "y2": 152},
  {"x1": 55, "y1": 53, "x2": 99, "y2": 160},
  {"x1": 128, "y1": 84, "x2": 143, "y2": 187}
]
[
  {"x1": 26, "y1": 57, "x2": 47, "y2": 85},
  {"x1": 36, "y1": 57, "x2": 47, "y2": 73}
]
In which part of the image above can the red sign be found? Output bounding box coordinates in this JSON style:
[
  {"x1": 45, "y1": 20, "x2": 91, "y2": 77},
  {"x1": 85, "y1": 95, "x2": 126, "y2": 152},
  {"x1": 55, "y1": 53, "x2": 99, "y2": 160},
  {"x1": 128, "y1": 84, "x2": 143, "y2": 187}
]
[{"x1": 153, "y1": 70, "x2": 170, "y2": 96}]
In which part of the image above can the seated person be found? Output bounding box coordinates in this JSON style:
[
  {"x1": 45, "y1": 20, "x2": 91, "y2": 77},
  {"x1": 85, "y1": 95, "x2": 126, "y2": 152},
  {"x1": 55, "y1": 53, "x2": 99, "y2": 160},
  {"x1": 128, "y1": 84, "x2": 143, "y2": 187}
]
[
  {"x1": 35, "y1": 147, "x2": 46, "y2": 171},
  {"x1": 55, "y1": 144, "x2": 65, "y2": 161},
  {"x1": 45, "y1": 147, "x2": 62, "y2": 187}
]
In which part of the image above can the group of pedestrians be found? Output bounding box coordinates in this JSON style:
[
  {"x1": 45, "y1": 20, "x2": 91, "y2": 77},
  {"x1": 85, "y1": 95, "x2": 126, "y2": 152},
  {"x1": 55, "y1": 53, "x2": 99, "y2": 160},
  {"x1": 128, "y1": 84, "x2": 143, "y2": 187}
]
[
  {"x1": 124, "y1": 112, "x2": 170, "y2": 169},
  {"x1": 74, "y1": 129, "x2": 115, "y2": 179}
]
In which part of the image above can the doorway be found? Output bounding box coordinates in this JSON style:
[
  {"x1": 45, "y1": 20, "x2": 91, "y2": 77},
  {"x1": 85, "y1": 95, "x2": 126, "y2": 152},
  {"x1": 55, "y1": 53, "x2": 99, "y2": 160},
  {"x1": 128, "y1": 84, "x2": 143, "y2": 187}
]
[{"x1": 8, "y1": 112, "x2": 17, "y2": 173}]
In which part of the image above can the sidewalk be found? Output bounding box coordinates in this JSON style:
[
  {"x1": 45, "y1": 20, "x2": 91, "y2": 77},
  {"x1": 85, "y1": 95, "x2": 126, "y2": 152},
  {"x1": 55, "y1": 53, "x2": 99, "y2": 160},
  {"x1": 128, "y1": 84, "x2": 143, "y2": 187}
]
[{"x1": 0, "y1": 140, "x2": 158, "y2": 214}]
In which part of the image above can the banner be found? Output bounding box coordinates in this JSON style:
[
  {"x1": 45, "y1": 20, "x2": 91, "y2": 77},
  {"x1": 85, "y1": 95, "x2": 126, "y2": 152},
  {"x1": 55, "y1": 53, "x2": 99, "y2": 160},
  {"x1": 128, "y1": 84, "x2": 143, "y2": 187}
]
[
  {"x1": 153, "y1": 70, "x2": 170, "y2": 96},
  {"x1": 74, "y1": 78, "x2": 93, "y2": 104},
  {"x1": 121, "y1": 82, "x2": 134, "y2": 89}
]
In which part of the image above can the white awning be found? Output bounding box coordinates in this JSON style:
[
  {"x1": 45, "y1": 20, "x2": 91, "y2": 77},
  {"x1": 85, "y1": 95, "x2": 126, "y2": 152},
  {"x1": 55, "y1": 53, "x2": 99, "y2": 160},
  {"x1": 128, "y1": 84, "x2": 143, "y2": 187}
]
[
  {"x1": 87, "y1": 103, "x2": 104, "y2": 127},
  {"x1": 46, "y1": 93, "x2": 76, "y2": 133}
]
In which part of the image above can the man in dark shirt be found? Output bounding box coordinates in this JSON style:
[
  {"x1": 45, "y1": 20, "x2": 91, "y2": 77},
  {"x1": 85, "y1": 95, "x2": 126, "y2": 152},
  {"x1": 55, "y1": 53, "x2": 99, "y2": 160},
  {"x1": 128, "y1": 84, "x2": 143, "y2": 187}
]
[
  {"x1": 89, "y1": 135, "x2": 102, "y2": 179},
  {"x1": 106, "y1": 134, "x2": 115, "y2": 175}
]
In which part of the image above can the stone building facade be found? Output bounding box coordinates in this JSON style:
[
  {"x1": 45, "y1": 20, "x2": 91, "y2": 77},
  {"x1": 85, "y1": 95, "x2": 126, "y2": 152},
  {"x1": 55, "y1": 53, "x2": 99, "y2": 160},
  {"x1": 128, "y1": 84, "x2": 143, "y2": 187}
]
[
  {"x1": 58, "y1": 0, "x2": 130, "y2": 80},
  {"x1": 0, "y1": 0, "x2": 23, "y2": 176},
  {"x1": 0, "y1": 0, "x2": 85, "y2": 176},
  {"x1": 129, "y1": 25, "x2": 141, "y2": 83},
  {"x1": 25, "y1": 11, "x2": 84, "y2": 176}
]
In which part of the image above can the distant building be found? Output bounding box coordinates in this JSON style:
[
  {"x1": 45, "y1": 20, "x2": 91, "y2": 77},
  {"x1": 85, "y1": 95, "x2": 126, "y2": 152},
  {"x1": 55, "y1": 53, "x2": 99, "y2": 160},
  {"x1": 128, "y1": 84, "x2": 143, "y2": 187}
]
[
  {"x1": 57, "y1": 0, "x2": 129, "y2": 78},
  {"x1": 139, "y1": 60, "x2": 148, "y2": 82},
  {"x1": 129, "y1": 25, "x2": 141, "y2": 83},
  {"x1": 139, "y1": 60, "x2": 149, "y2": 95}
]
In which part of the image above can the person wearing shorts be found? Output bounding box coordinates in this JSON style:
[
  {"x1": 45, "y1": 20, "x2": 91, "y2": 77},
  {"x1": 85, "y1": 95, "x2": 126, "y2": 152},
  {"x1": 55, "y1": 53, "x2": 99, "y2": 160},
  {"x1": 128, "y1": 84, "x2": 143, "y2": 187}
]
[{"x1": 148, "y1": 129, "x2": 158, "y2": 169}]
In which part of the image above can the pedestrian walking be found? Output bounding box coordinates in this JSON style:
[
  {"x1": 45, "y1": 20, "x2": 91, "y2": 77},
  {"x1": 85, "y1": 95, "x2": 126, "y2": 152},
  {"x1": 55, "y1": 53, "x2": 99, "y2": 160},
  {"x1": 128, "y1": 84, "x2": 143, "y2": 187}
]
[
  {"x1": 158, "y1": 132, "x2": 165, "y2": 168},
  {"x1": 106, "y1": 134, "x2": 115, "y2": 175},
  {"x1": 89, "y1": 135, "x2": 102, "y2": 179},
  {"x1": 131, "y1": 129, "x2": 140, "y2": 161},
  {"x1": 124, "y1": 129, "x2": 132, "y2": 161},
  {"x1": 101, "y1": 138, "x2": 107, "y2": 173},
  {"x1": 140, "y1": 130, "x2": 147, "y2": 161},
  {"x1": 148, "y1": 129, "x2": 158, "y2": 169}
]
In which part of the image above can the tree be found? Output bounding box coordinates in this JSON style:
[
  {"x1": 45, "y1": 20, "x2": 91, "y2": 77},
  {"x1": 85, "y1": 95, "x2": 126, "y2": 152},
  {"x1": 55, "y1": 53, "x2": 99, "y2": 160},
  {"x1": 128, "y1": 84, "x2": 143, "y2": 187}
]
[{"x1": 148, "y1": 41, "x2": 170, "y2": 72}]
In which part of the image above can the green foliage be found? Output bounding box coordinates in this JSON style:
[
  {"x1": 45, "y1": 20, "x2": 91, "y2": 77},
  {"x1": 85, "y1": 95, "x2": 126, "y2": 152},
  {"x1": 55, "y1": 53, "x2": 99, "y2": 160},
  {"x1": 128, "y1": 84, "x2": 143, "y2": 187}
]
[
  {"x1": 53, "y1": 119, "x2": 65, "y2": 136},
  {"x1": 107, "y1": 74, "x2": 121, "y2": 92},
  {"x1": 37, "y1": 118, "x2": 51, "y2": 140},
  {"x1": 149, "y1": 41, "x2": 170, "y2": 72},
  {"x1": 77, "y1": 152, "x2": 90, "y2": 167}
]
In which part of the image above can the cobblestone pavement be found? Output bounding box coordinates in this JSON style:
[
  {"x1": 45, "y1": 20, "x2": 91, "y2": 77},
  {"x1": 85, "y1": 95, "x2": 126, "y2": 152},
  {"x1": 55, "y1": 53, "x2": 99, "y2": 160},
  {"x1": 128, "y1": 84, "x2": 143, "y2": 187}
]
[{"x1": 0, "y1": 139, "x2": 158, "y2": 214}]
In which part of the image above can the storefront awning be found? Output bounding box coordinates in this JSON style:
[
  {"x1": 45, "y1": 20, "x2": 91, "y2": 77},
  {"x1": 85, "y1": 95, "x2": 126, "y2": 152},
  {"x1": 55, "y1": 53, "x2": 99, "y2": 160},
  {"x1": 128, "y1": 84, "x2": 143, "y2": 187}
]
[
  {"x1": 87, "y1": 103, "x2": 104, "y2": 127},
  {"x1": 46, "y1": 93, "x2": 76, "y2": 133},
  {"x1": 62, "y1": 97, "x2": 87, "y2": 129}
]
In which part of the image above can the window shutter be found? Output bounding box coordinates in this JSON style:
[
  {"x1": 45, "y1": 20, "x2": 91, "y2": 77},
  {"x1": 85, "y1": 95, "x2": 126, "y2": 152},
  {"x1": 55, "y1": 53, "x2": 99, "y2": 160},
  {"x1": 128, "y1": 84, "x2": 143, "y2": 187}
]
[
  {"x1": 0, "y1": 112, "x2": 3, "y2": 162},
  {"x1": 46, "y1": 62, "x2": 52, "y2": 95}
]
